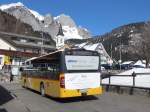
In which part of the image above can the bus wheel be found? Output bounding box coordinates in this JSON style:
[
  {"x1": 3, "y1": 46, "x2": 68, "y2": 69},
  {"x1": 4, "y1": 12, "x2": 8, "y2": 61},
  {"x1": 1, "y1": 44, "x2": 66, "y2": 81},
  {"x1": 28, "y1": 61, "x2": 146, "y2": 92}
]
[
  {"x1": 23, "y1": 80, "x2": 26, "y2": 88},
  {"x1": 40, "y1": 83, "x2": 45, "y2": 97}
]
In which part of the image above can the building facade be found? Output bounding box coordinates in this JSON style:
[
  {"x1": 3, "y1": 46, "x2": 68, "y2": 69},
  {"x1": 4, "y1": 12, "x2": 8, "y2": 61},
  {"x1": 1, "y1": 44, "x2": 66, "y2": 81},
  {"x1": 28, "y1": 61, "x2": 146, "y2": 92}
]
[{"x1": 0, "y1": 31, "x2": 56, "y2": 69}]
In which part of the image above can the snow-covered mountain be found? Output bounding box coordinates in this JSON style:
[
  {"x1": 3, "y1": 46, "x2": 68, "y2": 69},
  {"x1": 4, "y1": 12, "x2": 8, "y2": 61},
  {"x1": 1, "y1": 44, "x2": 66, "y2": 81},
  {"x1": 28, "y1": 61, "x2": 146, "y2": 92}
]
[
  {"x1": 0, "y1": 2, "x2": 91, "y2": 41},
  {"x1": 0, "y1": 2, "x2": 23, "y2": 10}
]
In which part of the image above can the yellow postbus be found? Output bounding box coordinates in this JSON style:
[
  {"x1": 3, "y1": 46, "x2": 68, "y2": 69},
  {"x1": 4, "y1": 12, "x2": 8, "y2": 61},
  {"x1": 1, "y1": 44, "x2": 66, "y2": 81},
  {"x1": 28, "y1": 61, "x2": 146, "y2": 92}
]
[{"x1": 21, "y1": 49, "x2": 102, "y2": 98}]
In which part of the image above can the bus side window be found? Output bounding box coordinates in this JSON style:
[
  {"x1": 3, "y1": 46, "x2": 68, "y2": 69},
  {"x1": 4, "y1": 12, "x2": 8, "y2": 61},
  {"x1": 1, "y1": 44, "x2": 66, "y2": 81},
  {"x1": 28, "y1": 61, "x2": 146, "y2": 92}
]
[
  {"x1": 24, "y1": 70, "x2": 28, "y2": 77},
  {"x1": 22, "y1": 69, "x2": 25, "y2": 76},
  {"x1": 47, "y1": 66, "x2": 54, "y2": 79},
  {"x1": 52, "y1": 64, "x2": 60, "y2": 80},
  {"x1": 32, "y1": 69, "x2": 37, "y2": 77}
]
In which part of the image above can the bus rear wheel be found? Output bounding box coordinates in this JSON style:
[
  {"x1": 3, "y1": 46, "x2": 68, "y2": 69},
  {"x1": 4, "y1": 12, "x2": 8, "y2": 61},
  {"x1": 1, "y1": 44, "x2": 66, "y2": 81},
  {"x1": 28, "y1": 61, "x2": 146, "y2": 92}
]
[{"x1": 40, "y1": 83, "x2": 45, "y2": 97}]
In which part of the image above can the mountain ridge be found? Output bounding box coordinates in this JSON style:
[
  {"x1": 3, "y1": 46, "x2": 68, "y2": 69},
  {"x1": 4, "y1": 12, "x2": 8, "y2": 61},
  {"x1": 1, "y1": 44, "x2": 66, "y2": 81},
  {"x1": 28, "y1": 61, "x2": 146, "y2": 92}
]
[
  {"x1": 66, "y1": 21, "x2": 149, "y2": 62},
  {"x1": 0, "y1": 2, "x2": 91, "y2": 41},
  {"x1": 95, "y1": 21, "x2": 149, "y2": 61}
]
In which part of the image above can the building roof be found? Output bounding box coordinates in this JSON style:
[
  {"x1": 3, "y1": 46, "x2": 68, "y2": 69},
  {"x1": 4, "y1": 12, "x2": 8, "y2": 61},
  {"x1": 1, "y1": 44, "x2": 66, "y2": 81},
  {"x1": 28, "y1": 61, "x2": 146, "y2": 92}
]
[{"x1": 0, "y1": 49, "x2": 39, "y2": 57}]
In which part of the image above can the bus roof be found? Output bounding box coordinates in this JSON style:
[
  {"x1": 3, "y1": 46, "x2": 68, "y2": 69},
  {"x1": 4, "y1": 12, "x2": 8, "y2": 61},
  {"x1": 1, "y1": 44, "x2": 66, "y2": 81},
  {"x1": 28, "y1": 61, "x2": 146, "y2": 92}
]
[
  {"x1": 25, "y1": 48, "x2": 98, "y2": 63},
  {"x1": 25, "y1": 49, "x2": 63, "y2": 63}
]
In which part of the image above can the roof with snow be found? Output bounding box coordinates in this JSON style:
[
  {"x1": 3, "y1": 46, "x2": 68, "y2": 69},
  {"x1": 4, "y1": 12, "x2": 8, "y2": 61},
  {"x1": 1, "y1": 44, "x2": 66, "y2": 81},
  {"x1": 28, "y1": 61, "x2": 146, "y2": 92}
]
[
  {"x1": 134, "y1": 60, "x2": 145, "y2": 67},
  {"x1": 83, "y1": 43, "x2": 100, "y2": 51}
]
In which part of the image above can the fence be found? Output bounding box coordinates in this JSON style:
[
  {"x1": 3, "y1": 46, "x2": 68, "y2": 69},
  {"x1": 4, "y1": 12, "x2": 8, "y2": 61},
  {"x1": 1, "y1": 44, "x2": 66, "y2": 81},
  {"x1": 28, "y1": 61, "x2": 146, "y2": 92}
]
[{"x1": 101, "y1": 72, "x2": 150, "y2": 95}]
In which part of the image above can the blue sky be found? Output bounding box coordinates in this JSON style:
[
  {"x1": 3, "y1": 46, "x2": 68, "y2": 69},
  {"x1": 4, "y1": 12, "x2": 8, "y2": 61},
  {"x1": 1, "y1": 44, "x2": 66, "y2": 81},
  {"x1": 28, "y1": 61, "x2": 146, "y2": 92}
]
[{"x1": 0, "y1": 0, "x2": 150, "y2": 36}]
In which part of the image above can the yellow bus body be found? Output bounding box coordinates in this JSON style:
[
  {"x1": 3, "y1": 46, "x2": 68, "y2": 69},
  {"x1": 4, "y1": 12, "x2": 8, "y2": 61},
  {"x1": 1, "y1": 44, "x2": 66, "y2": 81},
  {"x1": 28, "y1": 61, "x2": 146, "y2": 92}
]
[
  {"x1": 21, "y1": 49, "x2": 103, "y2": 98},
  {"x1": 21, "y1": 75, "x2": 102, "y2": 98}
]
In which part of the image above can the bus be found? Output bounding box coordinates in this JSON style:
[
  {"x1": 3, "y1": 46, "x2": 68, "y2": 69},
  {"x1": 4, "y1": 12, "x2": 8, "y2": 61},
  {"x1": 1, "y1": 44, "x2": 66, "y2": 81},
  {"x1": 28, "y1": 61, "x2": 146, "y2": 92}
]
[{"x1": 21, "y1": 49, "x2": 102, "y2": 98}]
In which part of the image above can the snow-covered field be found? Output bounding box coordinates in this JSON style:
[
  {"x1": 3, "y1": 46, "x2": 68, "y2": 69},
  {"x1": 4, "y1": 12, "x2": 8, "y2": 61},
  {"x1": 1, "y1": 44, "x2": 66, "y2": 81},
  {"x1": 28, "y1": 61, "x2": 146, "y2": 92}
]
[{"x1": 102, "y1": 68, "x2": 150, "y2": 88}]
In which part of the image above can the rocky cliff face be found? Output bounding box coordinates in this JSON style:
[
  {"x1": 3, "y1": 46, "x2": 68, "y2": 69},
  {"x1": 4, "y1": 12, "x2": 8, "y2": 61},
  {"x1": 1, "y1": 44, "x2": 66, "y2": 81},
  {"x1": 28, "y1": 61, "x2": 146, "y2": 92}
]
[
  {"x1": 0, "y1": 10, "x2": 38, "y2": 36},
  {"x1": 78, "y1": 26, "x2": 92, "y2": 39},
  {"x1": 0, "y1": 2, "x2": 91, "y2": 41},
  {"x1": 54, "y1": 14, "x2": 76, "y2": 27},
  {"x1": 95, "y1": 22, "x2": 149, "y2": 61},
  {"x1": 0, "y1": 10, "x2": 55, "y2": 45},
  {"x1": 66, "y1": 21, "x2": 150, "y2": 61}
]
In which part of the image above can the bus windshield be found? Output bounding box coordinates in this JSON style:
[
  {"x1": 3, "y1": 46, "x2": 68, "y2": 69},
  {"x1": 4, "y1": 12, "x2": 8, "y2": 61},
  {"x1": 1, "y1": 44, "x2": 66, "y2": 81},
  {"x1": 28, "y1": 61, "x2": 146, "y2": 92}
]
[
  {"x1": 65, "y1": 55, "x2": 99, "y2": 71},
  {"x1": 64, "y1": 50, "x2": 100, "y2": 72}
]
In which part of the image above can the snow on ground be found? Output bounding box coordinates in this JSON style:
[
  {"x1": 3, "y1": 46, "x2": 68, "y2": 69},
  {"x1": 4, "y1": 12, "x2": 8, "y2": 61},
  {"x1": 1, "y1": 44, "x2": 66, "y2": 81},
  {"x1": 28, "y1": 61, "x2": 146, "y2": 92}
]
[{"x1": 102, "y1": 68, "x2": 150, "y2": 88}]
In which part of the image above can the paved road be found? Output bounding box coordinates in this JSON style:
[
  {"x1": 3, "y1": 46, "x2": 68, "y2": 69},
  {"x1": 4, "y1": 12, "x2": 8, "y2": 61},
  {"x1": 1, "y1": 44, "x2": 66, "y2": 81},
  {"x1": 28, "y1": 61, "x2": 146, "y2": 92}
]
[{"x1": 1, "y1": 83, "x2": 150, "y2": 112}]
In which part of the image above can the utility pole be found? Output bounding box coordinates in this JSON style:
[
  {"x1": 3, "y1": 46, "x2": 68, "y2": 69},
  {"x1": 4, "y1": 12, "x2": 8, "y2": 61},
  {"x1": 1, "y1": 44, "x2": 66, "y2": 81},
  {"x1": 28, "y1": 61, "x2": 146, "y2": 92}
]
[
  {"x1": 116, "y1": 34, "x2": 122, "y2": 70},
  {"x1": 40, "y1": 32, "x2": 44, "y2": 56},
  {"x1": 111, "y1": 43, "x2": 113, "y2": 59},
  {"x1": 119, "y1": 39, "x2": 122, "y2": 71}
]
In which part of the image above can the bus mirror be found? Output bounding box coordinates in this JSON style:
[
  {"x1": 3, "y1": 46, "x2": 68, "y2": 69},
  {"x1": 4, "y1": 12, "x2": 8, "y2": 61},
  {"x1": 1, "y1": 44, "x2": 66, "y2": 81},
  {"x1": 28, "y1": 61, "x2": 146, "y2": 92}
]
[{"x1": 19, "y1": 67, "x2": 24, "y2": 72}]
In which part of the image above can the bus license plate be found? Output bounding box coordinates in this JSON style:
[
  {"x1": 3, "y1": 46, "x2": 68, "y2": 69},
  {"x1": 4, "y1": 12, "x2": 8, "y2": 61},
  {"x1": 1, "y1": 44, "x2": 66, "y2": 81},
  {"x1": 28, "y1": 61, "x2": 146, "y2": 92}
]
[{"x1": 80, "y1": 89, "x2": 87, "y2": 93}]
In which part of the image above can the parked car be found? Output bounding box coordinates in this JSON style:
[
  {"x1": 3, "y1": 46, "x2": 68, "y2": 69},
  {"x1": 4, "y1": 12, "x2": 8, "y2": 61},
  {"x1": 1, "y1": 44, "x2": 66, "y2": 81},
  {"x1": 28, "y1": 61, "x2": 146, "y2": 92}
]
[
  {"x1": 101, "y1": 64, "x2": 112, "y2": 70},
  {"x1": 114, "y1": 64, "x2": 133, "y2": 70}
]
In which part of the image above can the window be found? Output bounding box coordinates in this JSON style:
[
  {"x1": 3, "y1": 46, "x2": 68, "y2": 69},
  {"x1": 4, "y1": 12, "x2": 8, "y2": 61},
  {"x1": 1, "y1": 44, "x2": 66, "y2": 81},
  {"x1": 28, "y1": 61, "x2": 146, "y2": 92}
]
[
  {"x1": 45, "y1": 42, "x2": 51, "y2": 45},
  {"x1": 28, "y1": 63, "x2": 60, "y2": 80},
  {"x1": 29, "y1": 39, "x2": 35, "y2": 43},
  {"x1": 26, "y1": 49, "x2": 32, "y2": 53},
  {"x1": 37, "y1": 41, "x2": 42, "y2": 45},
  {"x1": 32, "y1": 49, "x2": 39, "y2": 53},
  {"x1": 17, "y1": 48, "x2": 24, "y2": 52},
  {"x1": 20, "y1": 39, "x2": 27, "y2": 43}
]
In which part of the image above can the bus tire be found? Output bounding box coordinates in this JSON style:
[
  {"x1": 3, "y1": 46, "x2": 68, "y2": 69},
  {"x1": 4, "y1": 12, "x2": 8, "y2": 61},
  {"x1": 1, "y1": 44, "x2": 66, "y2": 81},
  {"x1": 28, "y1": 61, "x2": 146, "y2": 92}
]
[{"x1": 40, "y1": 83, "x2": 45, "y2": 97}]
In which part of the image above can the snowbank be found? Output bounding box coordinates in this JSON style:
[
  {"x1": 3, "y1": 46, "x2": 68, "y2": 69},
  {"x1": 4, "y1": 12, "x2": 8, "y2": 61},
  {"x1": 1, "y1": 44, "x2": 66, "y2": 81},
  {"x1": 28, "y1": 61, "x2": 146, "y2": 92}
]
[{"x1": 102, "y1": 68, "x2": 150, "y2": 88}]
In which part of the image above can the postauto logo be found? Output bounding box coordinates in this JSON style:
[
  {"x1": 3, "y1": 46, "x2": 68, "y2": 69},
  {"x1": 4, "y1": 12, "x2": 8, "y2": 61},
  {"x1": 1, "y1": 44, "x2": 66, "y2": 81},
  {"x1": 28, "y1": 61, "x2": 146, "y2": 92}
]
[{"x1": 68, "y1": 60, "x2": 77, "y2": 63}]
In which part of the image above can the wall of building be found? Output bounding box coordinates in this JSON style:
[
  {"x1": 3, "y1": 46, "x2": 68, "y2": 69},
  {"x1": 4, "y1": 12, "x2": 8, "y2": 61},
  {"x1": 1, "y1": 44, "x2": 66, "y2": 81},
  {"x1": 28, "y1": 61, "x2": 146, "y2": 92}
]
[
  {"x1": 0, "y1": 38, "x2": 16, "y2": 50},
  {"x1": 0, "y1": 55, "x2": 12, "y2": 69},
  {"x1": 0, "y1": 55, "x2": 4, "y2": 69}
]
